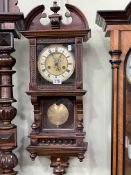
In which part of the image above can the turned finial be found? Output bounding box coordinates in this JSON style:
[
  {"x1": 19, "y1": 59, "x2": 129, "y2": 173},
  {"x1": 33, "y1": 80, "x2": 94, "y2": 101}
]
[
  {"x1": 48, "y1": 1, "x2": 62, "y2": 29},
  {"x1": 50, "y1": 1, "x2": 60, "y2": 14}
]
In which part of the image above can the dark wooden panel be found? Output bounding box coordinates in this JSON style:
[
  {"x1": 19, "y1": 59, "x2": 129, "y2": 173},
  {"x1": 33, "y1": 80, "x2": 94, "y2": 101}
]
[{"x1": 0, "y1": 129, "x2": 16, "y2": 147}]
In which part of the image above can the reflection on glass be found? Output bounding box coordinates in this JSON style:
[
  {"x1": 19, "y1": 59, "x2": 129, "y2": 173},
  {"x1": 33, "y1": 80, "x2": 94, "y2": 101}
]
[{"x1": 47, "y1": 103, "x2": 69, "y2": 127}]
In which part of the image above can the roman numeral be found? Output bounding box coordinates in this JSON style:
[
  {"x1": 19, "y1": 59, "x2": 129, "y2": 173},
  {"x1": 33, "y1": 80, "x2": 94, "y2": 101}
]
[
  {"x1": 48, "y1": 49, "x2": 52, "y2": 54},
  {"x1": 60, "y1": 49, "x2": 64, "y2": 54},
  {"x1": 68, "y1": 63, "x2": 72, "y2": 65},
  {"x1": 66, "y1": 69, "x2": 70, "y2": 73}
]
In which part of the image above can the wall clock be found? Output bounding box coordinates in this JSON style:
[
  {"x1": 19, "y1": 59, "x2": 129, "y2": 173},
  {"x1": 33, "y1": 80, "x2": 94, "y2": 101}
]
[
  {"x1": 22, "y1": 1, "x2": 91, "y2": 174},
  {"x1": 96, "y1": 2, "x2": 131, "y2": 175}
]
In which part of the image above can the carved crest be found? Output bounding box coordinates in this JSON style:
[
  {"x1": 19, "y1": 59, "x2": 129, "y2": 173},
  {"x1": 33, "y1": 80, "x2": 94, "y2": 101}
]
[{"x1": 24, "y1": 1, "x2": 90, "y2": 41}]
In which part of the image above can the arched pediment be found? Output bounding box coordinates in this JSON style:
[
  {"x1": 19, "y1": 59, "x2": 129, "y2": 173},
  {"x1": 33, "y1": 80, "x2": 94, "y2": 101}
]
[
  {"x1": 22, "y1": 2, "x2": 91, "y2": 41},
  {"x1": 125, "y1": 1, "x2": 131, "y2": 17}
]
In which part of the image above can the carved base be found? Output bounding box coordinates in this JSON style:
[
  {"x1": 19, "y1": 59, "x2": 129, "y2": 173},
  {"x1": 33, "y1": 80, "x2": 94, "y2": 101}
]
[
  {"x1": 27, "y1": 143, "x2": 87, "y2": 174},
  {"x1": 0, "y1": 150, "x2": 18, "y2": 175},
  {"x1": 51, "y1": 157, "x2": 69, "y2": 175}
]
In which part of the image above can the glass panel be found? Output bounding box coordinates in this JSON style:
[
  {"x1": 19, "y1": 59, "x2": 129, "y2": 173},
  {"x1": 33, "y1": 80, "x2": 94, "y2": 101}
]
[
  {"x1": 41, "y1": 97, "x2": 75, "y2": 130},
  {"x1": 36, "y1": 43, "x2": 76, "y2": 86}
]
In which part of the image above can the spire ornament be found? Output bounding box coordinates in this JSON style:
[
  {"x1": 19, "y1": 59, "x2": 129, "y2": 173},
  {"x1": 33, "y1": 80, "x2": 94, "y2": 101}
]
[{"x1": 48, "y1": 1, "x2": 62, "y2": 29}]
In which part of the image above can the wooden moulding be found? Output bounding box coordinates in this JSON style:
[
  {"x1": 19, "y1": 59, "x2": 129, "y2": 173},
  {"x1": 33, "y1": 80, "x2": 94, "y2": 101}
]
[
  {"x1": 26, "y1": 90, "x2": 87, "y2": 96},
  {"x1": 96, "y1": 2, "x2": 131, "y2": 31}
]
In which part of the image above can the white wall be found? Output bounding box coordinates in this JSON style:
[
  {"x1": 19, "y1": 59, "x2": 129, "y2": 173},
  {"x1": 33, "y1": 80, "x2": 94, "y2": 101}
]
[{"x1": 12, "y1": 0, "x2": 130, "y2": 175}]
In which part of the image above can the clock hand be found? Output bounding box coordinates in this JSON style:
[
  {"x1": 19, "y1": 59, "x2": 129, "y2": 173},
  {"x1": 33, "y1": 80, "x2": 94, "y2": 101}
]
[
  {"x1": 51, "y1": 53, "x2": 57, "y2": 61},
  {"x1": 55, "y1": 62, "x2": 61, "y2": 71},
  {"x1": 51, "y1": 54, "x2": 60, "y2": 70},
  {"x1": 50, "y1": 53, "x2": 59, "y2": 65},
  {"x1": 54, "y1": 60, "x2": 62, "y2": 72},
  {"x1": 50, "y1": 52, "x2": 62, "y2": 71}
]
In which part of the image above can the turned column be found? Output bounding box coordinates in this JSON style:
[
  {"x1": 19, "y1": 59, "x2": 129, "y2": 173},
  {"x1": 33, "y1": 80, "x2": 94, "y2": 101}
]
[
  {"x1": 109, "y1": 50, "x2": 122, "y2": 175},
  {"x1": 0, "y1": 32, "x2": 18, "y2": 175},
  {"x1": 0, "y1": 0, "x2": 24, "y2": 174}
]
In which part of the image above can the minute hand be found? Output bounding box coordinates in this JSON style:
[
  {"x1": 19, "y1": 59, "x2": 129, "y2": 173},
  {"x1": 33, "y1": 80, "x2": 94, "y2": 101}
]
[
  {"x1": 50, "y1": 53, "x2": 59, "y2": 66},
  {"x1": 58, "y1": 51, "x2": 64, "y2": 59},
  {"x1": 55, "y1": 59, "x2": 61, "y2": 71},
  {"x1": 51, "y1": 53, "x2": 56, "y2": 61}
]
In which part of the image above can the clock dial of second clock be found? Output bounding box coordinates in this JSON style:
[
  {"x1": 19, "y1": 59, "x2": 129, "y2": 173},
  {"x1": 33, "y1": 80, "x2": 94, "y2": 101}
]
[
  {"x1": 126, "y1": 53, "x2": 131, "y2": 84},
  {"x1": 37, "y1": 45, "x2": 75, "y2": 83}
]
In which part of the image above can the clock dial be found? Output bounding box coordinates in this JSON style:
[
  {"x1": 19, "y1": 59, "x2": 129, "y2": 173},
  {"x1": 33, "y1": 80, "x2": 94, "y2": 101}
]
[
  {"x1": 126, "y1": 53, "x2": 131, "y2": 84},
  {"x1": 47, "y1": 103, "x2": 69, "y2": 127},
  {"x1": 37, "y1": 45, "x2": 75, "y2": 83}
]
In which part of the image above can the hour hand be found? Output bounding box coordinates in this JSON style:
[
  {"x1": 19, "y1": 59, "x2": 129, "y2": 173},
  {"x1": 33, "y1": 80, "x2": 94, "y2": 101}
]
[
  {"x1": 55, "y1": 64, "x2": 61, "y2": 71},
  {"x1": 54, "y1": 59, "x2": 61, "y2": 71}
]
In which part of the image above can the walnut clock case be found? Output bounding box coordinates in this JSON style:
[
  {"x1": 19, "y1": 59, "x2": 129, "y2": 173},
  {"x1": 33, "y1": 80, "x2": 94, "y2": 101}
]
[
  {"x1": 96, "y1": 2, "x2": 131, "y2": 175},
  {"x1": 21, "y1": 2, "x2": 91, "y2": 174}
]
